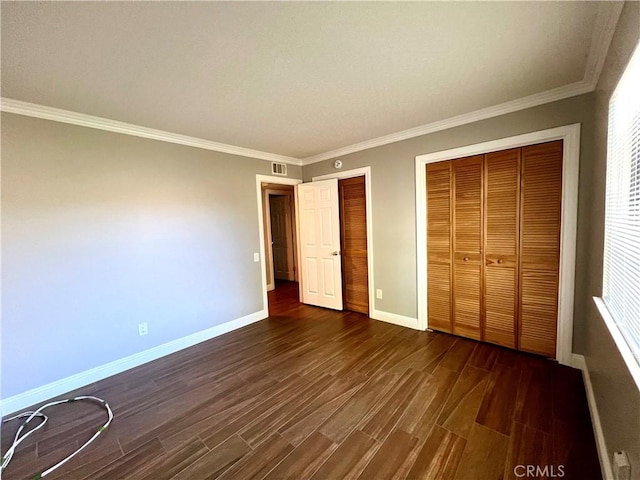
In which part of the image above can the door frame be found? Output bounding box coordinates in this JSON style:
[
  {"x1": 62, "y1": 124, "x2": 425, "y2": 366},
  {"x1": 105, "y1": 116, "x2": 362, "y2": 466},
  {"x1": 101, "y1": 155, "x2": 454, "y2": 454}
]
[
  {"x1": 415, "y1": 124, "x2": 580, "y2": 366},
  {"x1": 313, "y1": 167, "x2": 375, "y2": 318},
  {"x1": 256, "y1": 175, "x2": 302, "y2": 312}
]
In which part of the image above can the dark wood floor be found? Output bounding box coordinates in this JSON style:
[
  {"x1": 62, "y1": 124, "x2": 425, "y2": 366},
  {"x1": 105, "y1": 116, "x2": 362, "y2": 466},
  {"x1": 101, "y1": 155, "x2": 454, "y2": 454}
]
[{"x1": 2, "y1": 281, "x2": 601, "y2": 479}]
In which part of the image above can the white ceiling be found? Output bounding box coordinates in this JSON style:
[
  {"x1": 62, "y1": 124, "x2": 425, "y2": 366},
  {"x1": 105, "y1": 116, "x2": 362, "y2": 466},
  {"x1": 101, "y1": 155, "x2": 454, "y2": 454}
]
[{"x1": 0, "y1": 2, "x2": 621, "y2": 163}]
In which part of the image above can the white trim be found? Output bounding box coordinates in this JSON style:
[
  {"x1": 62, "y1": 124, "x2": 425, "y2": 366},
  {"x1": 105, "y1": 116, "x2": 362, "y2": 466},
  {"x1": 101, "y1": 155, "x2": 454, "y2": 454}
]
[
  {"x1": 256, "y1": 175, "x2": 303, "y2": 311},
  {"x1": 0, "y1": 309, "x2": 267, "y2": 416},
  {"x1": 312, "y1": 167, "x2": 375, "y2": 316},
  {"x1": 0, "y1": 98, "x2": 301, "y2": 166},
  {"x1": 570, "y1": 354, "x2": 614, "y2": 480},
  {"x1": 371, "y1": 309, "x2": 419, "y2": 330},
  {"x1": 415, "y1": 124, "x2": 581, "y2": 365},
  {"x1": 593, "y1": 297, "x2": 640, "y2": 392}
]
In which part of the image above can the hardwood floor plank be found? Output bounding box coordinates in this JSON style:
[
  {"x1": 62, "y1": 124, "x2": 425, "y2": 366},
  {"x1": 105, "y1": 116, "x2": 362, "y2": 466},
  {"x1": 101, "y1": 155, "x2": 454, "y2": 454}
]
[
  {"x1": 514, "y1": 358, "x2": 554, "y2": 434},
  {"x1": 557, "y1": 421, "x2": 602, "y2": 480},
  {"x1": 468, "y1": 342, "x2": 500, "y2": 371},
  {"x1": 310, "y1": 430, "x2": 379, "y2": 480},
  {"x1": 262, "y1": 431, "x2": 337, "y2": 480},
  {"x1": 137, "y1": 438, "x2": 210, "y2": 480},
  {"x1": 239, "y1": 374, "x2": 335, "y2": 447},
  {"x1": 199, "y1": 374, "x2": 312, "y2": 449},
  {"x1": 360, "y1": 369, "x2": 427, "y2": 442},
  {"x1": 388, "y1": 334, "x2": 456, "y2": 374},
  {"x1": 158, "y1": 373, "x2": 280, "y2": 451},
  {"x1": 396, "y1": 366, "x2": 459, "y2": 439},
  {"x1": 356, "y1": 430, "x2": 422, "y2": 480},
  {"x1": 551, "y1": 363, "x2": 589, "y2": 431},
  {"x1": 504, "y1": 422, "x2": 552, "y2": 480},
  {"x1": 319, "y1": 371, "x2": 400, "y2": 443},
  {"x1": 436, "y1": 365, "x2": 489, "y2": 439},
  {"x1": 439, "y1": 337, "x2": 477, "y2": 372},
  {"x1": 169, "y1": 435, "x2": 250, "y2": 480},
  {"x1": 476, "y1": 361, "x2": 521, "y2": 435},
  {"x1": 91, "y1": 437, "x2": 165, "y2": 480},
  {"x1": 406, "y1": 425, "x2": 466, "y2": 479},
  {"x1": 278, "y1": 373, "x2": 366, "y2": 446},
  {"x1": 454, "y1": 424, "x2": 509, "y2": 480},
  {"x1": 47, "y1": 441, "x2": 123, "y2": 480},
  {"x1": 217, "y1": 433, "x2": 294, "y2": 480}
]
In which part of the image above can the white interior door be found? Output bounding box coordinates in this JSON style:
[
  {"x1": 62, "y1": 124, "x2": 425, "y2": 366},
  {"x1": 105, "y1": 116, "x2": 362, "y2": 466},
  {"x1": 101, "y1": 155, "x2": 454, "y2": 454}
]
[{"x1": 297, "y1": 179, "x2": 343, "y2": 310}]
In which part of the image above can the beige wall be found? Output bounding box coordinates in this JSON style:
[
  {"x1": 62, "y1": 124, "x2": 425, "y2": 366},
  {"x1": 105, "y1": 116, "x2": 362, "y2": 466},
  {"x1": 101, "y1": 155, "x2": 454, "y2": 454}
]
[
  {"x1": 0, "y1": 113, "x2": 301, "y2": 399},
  {"x1": 583, "y1": 2, "x2": 640, "y2": 475}
]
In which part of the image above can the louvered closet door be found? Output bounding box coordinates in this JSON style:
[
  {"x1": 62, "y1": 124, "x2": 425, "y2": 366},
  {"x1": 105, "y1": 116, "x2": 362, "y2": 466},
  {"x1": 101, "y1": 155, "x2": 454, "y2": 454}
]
[
  {"x1": 519, "y1": 141, "x2": 563, "y2": 357},
  {"x1": 484, "y1": 149, "x2": 520, "y2": 348},
  {"x1": 339, "y1": 176, "x2": 369, "y2": 314},
  {"x1": 452, "y1": 156, "x2": 483, "y2": 340},
  {"x1": 427, "y1": 162, "x2": 453, "y2": 333}
]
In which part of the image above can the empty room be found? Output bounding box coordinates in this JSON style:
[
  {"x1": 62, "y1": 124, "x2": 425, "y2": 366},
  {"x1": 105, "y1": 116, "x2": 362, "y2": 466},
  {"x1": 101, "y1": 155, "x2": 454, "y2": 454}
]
[{"x1": 1, "y1": 2, "x2": 639, "y2": 479}]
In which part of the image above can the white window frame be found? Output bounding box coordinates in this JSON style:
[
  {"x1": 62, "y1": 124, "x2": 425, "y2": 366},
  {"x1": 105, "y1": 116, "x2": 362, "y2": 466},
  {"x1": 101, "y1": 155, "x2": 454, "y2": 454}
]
[
  {"x1": 595, "y1": 40, "x2": 640, "y2": 392},
  {"x1": 415, "y1": 124, "x2": 580, "y2": 366}
]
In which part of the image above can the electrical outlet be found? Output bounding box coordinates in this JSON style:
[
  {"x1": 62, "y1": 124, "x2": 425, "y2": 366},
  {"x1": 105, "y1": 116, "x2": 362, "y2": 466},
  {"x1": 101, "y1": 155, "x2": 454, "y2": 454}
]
[
  {"x1": 376, "y1": 289, "x2": 383, "y2": 299},
  {"x1": 253, "y1": 252, "x2": 260, "y2": 262},
  {"x1": 138, "y1": 322, "x2": 148, "y2": 336},
  {"x1": 613, "y1": 451, "x2": 630, "y2": 480}
]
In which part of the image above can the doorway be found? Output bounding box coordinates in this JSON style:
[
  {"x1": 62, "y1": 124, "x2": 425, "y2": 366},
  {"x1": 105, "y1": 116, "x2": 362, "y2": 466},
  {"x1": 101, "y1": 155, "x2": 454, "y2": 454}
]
[
  {"x1": 261, "y1": 183, "x2": 298, "y2": 295},
  {"x1": 311, "y1": 167, "x2": 374, "y2": 316},
  {"x1": 256, "y1": 169, "x2": 373, "y2": 316}
]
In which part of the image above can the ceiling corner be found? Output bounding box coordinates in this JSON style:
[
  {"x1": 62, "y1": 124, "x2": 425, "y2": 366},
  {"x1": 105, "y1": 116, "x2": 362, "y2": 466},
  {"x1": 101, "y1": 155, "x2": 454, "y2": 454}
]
[{"x1": 583, "y1": 2, "x2": 625, "y2": 89}]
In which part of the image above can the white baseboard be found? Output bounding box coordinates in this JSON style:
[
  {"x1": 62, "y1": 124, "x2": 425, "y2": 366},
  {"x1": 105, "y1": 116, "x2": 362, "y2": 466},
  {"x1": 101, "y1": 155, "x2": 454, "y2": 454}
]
[
  {"x1": 371, "y1": 309, "x2": 420, "y2": 330},
  {"x1": 570, "y1": 353, "x2": 614, "y2": 480},
  {"x1": 0, "y1": 309, "x2": 268, "y2": 416}
]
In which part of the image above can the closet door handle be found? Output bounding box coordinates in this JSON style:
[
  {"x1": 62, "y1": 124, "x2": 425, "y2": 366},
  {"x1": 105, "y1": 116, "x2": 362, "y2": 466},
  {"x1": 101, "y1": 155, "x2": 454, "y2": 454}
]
[
  {"x1": 463, "y1": 257, "x2": 470, "y2": 262},
  {"x1": 497, "y1": 259, "x2": 503, "y2": 264}
]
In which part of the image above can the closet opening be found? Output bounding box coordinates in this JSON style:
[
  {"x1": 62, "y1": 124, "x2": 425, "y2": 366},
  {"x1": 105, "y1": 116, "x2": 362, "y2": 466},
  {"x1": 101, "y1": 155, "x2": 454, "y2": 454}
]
[{"x1": 415, "y1": 124, "x2": 580, "y2": 365}]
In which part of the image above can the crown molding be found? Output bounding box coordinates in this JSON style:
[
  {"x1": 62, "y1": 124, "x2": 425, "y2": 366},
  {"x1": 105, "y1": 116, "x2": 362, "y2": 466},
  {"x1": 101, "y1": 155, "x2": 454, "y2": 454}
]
[
  {"x1": 301, "y1": 80, "x2": 592, "y2": 165},
  {"x1": 0, "y1": 98, "x2": 303, "y2": 166}
]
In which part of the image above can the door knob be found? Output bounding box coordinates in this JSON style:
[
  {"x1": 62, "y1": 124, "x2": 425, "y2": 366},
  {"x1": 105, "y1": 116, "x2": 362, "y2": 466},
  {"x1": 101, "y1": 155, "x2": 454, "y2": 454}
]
[
  {"x1": 331, "y1": 251, "x2": 341, "y2": 256},
  {"x1": 463, "y1": 257, "x2": 470, "y2": 261}
]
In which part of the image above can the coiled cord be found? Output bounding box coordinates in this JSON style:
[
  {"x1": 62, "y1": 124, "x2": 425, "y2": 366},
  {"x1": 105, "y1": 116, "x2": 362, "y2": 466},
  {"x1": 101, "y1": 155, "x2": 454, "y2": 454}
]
[{"x1": 1, "y1": 395, "x2": 113, "y2": 479}]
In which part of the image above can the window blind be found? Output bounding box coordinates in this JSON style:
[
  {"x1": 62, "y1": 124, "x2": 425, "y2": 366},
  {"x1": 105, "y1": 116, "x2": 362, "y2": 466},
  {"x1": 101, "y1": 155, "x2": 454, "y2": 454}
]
[{"x1": 603, "y1": 41, "x2": 640, "y2": 363}]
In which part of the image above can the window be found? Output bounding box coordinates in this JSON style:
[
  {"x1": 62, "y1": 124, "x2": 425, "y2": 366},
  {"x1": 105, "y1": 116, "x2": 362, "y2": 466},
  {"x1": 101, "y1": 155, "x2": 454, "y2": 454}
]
[{"x1": 602, "y1": 40, "x2": 640, "y2": 375}]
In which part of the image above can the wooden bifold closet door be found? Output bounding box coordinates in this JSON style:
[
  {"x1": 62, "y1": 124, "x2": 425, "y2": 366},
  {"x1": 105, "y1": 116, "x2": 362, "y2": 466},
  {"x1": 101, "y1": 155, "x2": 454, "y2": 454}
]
[
  {"x1": 426, "y1": 140, "x2": 563, "y2": 357},
  {"x1": 339, "y1": 176, "x2": 369, "y2": 314},
  {"x1": 518, "y1": 142, "x2": 563, "y2": 357},
  {"x1": 484, "y1": 148, "x2": 520, "y2": 349},
  {"x1": 452, "y1": 156, "x2": 483, "y2": 340}
]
